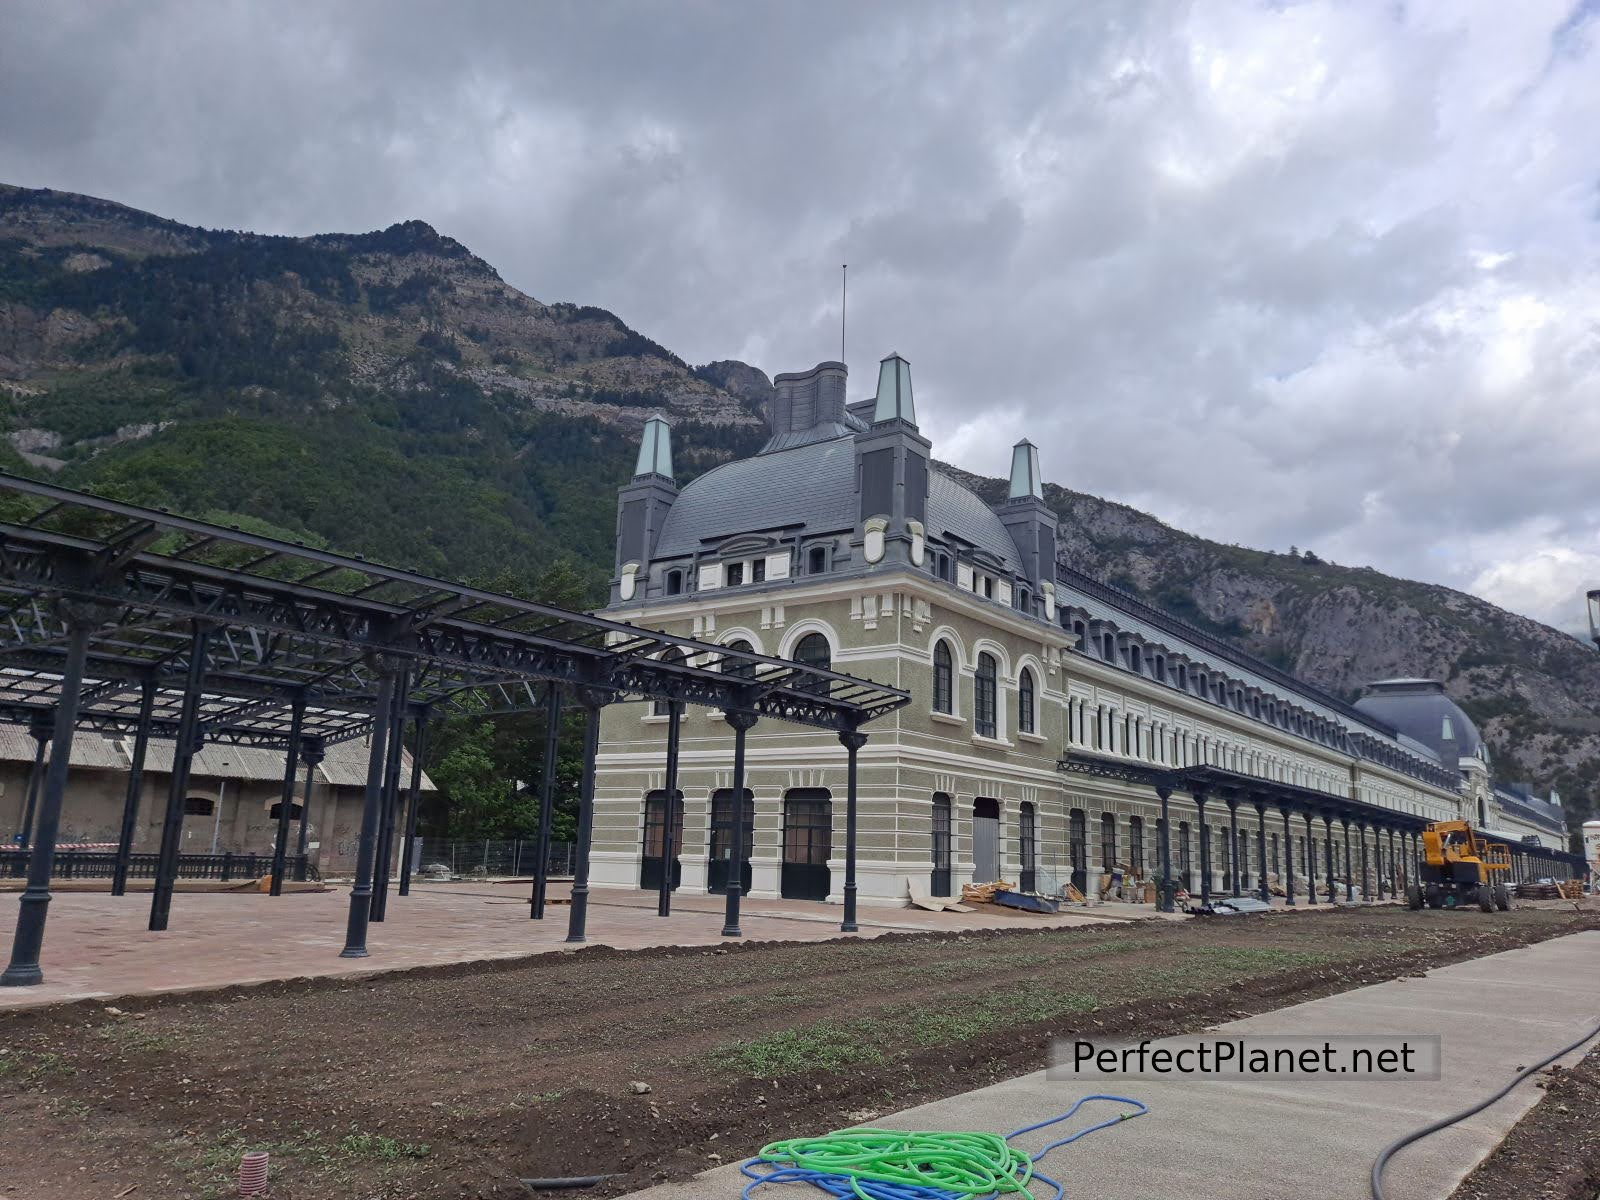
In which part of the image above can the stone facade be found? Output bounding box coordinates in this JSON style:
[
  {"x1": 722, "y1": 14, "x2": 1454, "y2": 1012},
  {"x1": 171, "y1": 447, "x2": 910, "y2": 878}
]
[{"x1": 590, "y1": 355, "x2": 1566, "y2": 908}]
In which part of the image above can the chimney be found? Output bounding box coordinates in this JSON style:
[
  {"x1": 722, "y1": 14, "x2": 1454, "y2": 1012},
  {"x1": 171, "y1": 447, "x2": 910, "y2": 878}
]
[{"x1": 764, "y1": 362, "x2": 848, "y2": 449}]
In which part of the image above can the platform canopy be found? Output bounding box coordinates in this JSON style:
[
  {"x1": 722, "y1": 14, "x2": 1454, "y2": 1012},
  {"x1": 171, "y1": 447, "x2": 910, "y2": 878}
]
[{"x1": 0, "y1": 471, "x2": 909, "y2": 742}]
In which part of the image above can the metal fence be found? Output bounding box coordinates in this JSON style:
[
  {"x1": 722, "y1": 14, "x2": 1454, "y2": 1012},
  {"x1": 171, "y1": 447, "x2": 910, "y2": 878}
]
[
  {"x1": 413, "y1": 838, "x2": 575, "y2": 879},
  {"x1": 1, "y1": 849, "x2": 310, "y2": 883}
]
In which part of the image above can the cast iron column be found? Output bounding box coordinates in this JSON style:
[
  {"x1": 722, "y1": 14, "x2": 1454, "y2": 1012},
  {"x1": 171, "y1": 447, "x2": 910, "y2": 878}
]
[
  {"x1": 1227, "y1": 797, "x2": 1241, "y2": 897},
  {"x1": 657, "y1": 699, "x2": 683, "y2": 918},
  {"x1": 1280, "y1": 805, "x2": 1295, "y2": 906},
  {"x1": 398, "y1": 710, "x2": 430, "y2": 898},
  {"x1": 839, "y1": 727, "x2": 867, "y2": 934},
  {"x1": 13, "y1": 709, "x2": 52, "y2": 850},
  {"x1": 2, "y1": 614, "x2": 94, "y2": 987},
  {"x1": 268, "y1": 693, "x2": 306, "y2": 897},
  {"x1": 1323, "y1": 814, "x2": 1336, "y2": 903},
  {"x1": 110, "y1": 679, "x2": 156, "y2": 897},
  {"x1": 369, "y1": 669, "x2": 410, "y2": 922},
  {"x1": 1254, "y1": 800, "x2": 1268, "y2": 903},
  {"x1": 149, "y1": 622, "x2": 212, "y2": 933},
  {"x1": 341, "y1": 667, "x2": 397, "y2": 958},
  {"x1": 720, "y1": 710, "x2": 758, "y2": 938},
  {"x1": 1359, "y1": 822, "x2": 1370, "y2": 903},
  {"x1": 1156, "y1": 785, "x2": 1174, "y2": 913},
  {"x1": 296, "y1": 738, "x2": 324, "y2": 861},
  {"x1": 1341, "y1": 817, "x2": 1353, "y2": 902},
  {"x1": 565, "y1": 689, "x2": 608, "y2": 944},
  {"x1": 1304, "y1": 812, "x2": 1317, "y2": 904},
  {"x1": 531, "y1": 682, "x2": 563, "y2": 920},
  {"x1": 1195, "y1": 791, "x2": 1210, "y2": 906}
]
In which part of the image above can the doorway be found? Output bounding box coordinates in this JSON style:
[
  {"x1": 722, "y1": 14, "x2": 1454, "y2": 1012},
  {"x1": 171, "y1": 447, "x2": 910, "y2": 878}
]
[
  {"x1": 780, "y1": 789, "x2": 831, "y2": 901},
  {"x1": 640, "y1": 790, "x2": 684, "y2": 891},
  {"x1": 972, "y1": 797, "x2": 1001, "y2": 883},
  {"x1": 707, "y1": 788, "x2": 754, "y2": 895},
  {"x1": 930, "y1": 793, "x2": 952, "y2": 897}
]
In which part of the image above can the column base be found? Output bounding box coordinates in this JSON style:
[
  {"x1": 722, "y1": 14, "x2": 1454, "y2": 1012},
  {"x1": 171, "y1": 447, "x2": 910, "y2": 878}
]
[{"x1": 338, "y1": 947, "x2": 368, "y2": 959}]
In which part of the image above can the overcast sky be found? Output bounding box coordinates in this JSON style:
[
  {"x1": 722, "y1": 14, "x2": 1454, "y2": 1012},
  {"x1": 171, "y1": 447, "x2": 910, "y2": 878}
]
[{"x1": 4, "y1": 0, "x2": 1599, "y2": 633}]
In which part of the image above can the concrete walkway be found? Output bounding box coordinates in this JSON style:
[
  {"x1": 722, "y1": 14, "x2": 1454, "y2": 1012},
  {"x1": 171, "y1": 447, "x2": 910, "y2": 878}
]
[
  {"x1": 620, "y1": 930, "x2": 1600, "y2": 1200},
  {"x1": 0, "y1": 882, "x2": 1135, "y2": 1010}
]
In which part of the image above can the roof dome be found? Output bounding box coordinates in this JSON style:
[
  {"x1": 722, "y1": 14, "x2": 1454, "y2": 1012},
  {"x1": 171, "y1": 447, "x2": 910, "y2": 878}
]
[
  {"x1": 650, "y1": 433, "x2": 1019, "y2": 572},
  {"x1": 1353, "y1": 679, "x2": 1482, "y2": 764}
]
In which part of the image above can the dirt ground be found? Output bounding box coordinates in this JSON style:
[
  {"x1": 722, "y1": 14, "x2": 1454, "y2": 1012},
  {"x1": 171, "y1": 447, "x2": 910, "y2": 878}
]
[
  {"x1": 1448, "y1": 1040, "x2": 1600, "y2": 1200},
  {"x1": 1, "y1": 904, "x2": 1595, "y2": 1200}
]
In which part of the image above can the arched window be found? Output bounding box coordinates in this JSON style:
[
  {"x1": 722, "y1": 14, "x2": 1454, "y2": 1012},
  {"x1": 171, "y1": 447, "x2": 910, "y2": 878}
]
[
  {"x1": 268, "y1": 802, "x2": 303, "y2": 822},
  {"x1": 808, "y1": 545, "x2": 828, "y2": 575},
  {"x1": 653, "y1": 648, "x2": 684, "y2": 715},
  {"x1": 665, "y1": 569, "x2": 683, "y2": 595},
  {"x1": 793, "y1": 632, "x2": 831, "y2": 695},
  {"x1": 1101, "y1": 812, "x2": 1117, "y2": 867},
  {"x1": 932, "y1": 640, "x2": 954, "y2": 714},
  {"x1": 1016, "y1": 587, "x2": 1030, "y2": 612},
  {"x1": 1017, "y1": 667, "x2": 1035, "y2": 735},
  {"x1": 183, "y1": 796, "x2": 214, "y2": 817},
  {"x1": 721, "y1": 638, "x2": 755, "y2": 680},
  {"x1": 1129, "y1": 815, "x2": 1144, "y2": 872},
  {"x1": 974, "y1": 652, "x2": 998, "y2": 738}
]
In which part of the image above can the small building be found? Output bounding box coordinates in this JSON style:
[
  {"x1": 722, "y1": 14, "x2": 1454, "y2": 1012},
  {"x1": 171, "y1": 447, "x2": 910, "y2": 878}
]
[{"x1": 1, "y1": 724, "x2": 433, "y2": 877}]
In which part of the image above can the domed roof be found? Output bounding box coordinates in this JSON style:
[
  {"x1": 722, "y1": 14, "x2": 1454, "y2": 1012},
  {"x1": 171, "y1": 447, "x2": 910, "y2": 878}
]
[
  {"x1": 651, "y1": 433, "x2": 1019, "y2": 572},
  {"x1": 1353, "y1": 679, "x2": 1482, "y2": 763}
]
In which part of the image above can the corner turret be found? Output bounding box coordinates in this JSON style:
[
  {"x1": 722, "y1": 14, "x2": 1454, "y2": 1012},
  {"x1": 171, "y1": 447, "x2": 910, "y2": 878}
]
[{"x1": 613, "y1": 415, "x2": 679, "y2": 603}]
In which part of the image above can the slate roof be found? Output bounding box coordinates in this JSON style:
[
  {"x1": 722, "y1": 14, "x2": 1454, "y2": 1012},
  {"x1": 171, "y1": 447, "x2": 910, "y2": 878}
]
[
  {"x1": 1052, "y1": 574, "x2": 1409, "y2": 745},
  {"x1": 1493, "y1": 787, "x2": 1565, "y2": 834},
  {"x1": 651, "y1": 435, "x2": 1022, "y2": 572},
  {"x1": 1353, "y1": 680, "x2": 1483, "y2": 760},
  {"x1": 927, "y1": 470, "x2": 1020, "y2": 573}
]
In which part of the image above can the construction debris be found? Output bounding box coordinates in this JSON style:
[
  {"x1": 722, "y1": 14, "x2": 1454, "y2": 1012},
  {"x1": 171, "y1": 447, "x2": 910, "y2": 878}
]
[
  {"x1": 960, "y1": 880, "x2": 1015, "y2": 905},
  {"x1": 1515, "y1": 881, "x2": 1584, "y2": 901}
]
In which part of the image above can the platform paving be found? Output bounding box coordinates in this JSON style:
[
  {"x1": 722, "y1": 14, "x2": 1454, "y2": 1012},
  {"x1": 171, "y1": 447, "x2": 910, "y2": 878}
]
[
  {"x1": 619, "y1": 929, "x2": 1600, "y2": 1200},
  {"x1": 0, "y1": 881, "x2": 1134, "y2": 1009}
]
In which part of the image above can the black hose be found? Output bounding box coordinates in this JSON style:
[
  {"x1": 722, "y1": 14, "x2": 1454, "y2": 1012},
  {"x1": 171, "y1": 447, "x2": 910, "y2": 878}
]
[{"x1": 1370, "y1": 1017, "x2": 1600, "y2": 1200}]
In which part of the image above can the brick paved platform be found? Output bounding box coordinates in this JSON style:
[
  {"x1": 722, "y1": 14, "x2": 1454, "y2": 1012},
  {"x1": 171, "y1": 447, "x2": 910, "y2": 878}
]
[{"x1": 0, "y1": 882, "x2": 1137, "y2": 1009}]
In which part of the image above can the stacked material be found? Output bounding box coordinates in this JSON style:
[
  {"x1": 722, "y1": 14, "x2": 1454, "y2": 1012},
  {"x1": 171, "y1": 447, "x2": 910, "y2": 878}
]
[
  {"x1": 1515, "y1": 881, "x2": 1582, "y2": 900},
  {"x1": 960, "y1": 880, "x2": 1015, "y2": 904}
]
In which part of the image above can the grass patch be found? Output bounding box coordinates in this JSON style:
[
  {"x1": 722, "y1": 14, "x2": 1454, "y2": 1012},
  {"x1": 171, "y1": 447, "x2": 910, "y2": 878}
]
[
  {"x1": 0, "y1": 1048, "x2": 75, "y2": 1085},
  {"x1": 337, "y1": 1130, "x2": 431, "y2": 1161}
]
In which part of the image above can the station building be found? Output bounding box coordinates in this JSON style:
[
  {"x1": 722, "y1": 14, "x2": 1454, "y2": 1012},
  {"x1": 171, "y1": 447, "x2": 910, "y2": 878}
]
[{"x1": 587, "y1": 355, "x2": 1574, "y2": 907}]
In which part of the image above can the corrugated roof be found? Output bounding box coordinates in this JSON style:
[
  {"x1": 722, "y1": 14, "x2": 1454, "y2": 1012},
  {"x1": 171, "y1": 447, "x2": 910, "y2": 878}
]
[
  {"x1": 0, "y1": 724, "x2": 127, "y2": 770},
  {"x1": 0, "y1": 722, "x2": 434, "y2": 791}
]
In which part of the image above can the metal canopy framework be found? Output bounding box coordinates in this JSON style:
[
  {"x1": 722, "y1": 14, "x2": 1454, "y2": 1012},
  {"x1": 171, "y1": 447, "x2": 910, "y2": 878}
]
[
  {"x1": 0, "y1": 471, "x2": 909, "y2": 987},
  {"x1": 1059, "y1": 750, "x2": 1584, "y2": 913},
  {"x1": 0, "y1": 473, "x2": 908, "y2": 738}
]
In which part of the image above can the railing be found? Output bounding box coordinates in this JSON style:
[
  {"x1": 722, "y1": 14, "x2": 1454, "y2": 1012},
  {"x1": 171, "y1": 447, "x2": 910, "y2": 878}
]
[
  {"x1": 413, "y1": 838, "x2": 575, "y2": 879},
  {"x1": 0, "y1": 850, "x2": 311, "y2": 882}
]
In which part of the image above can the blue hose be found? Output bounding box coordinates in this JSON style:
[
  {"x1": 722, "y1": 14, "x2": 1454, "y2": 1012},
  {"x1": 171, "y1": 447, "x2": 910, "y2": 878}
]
[{"x1": 740, "y1": 1094, "x2": 1148, "y2": 1200}]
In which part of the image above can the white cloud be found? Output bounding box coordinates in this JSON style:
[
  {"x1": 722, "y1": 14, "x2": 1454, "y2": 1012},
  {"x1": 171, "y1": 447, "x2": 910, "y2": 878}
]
[{"x1": 2, "y1": 0, "x2": 1598, "y2": 629}]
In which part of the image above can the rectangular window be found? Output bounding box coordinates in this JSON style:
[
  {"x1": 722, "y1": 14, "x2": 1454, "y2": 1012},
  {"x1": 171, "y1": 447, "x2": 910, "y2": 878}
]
[
  {"x1": 751, "y1": 558, "x2": 766, "y2": 583},
  {"x1": 726, "y1": 561, "x2": 745, "y2": 587}
]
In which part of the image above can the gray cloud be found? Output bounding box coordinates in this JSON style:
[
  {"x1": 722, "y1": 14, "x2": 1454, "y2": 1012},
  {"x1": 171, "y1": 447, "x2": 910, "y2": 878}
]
[{"x1": 3, "y1": 0, "x2": 1598, "y2": 631}]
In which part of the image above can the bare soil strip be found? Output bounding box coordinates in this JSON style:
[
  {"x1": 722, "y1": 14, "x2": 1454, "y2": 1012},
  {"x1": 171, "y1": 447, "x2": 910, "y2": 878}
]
[
  {"x1": 1, "y1": 906, "x2": 1594, "y2": 1200},
  {"x1": 1447, "y1": 1041, "x2": 1600, "y2": 1200}
]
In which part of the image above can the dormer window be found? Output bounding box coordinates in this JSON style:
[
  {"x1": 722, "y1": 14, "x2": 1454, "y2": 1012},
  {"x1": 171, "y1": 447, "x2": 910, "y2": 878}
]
[
  {"x1": 1129, "y1": 645, "x2": 1142, "y2": 674},
  {"x1": 809, "y1": 546, "x2": 828, "y2": 574},
  {"x1": 665, "y1": 569, "x2": 683, "y2": 595},
  {"x1": 751, "y1": 558, "x2": 766, "y2": 584},
  {"x1": 1176, "y1": 663, "x2": 1187, "y2": 689},
  {"x1": 726, "y1": 562, "x2": 745, "y2": 587},
  {"x1": 982, "y1": 576, "x2": 995, "y2": 600}
]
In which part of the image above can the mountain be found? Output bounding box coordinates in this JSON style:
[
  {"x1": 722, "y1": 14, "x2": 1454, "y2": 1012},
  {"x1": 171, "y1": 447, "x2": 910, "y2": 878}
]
[
  {"x1": 1, "y1": 183, "x2": 1593, "y2": 844},
  {"x1": 0, "y1": 183, "x2": 768, "y2": 588}
]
